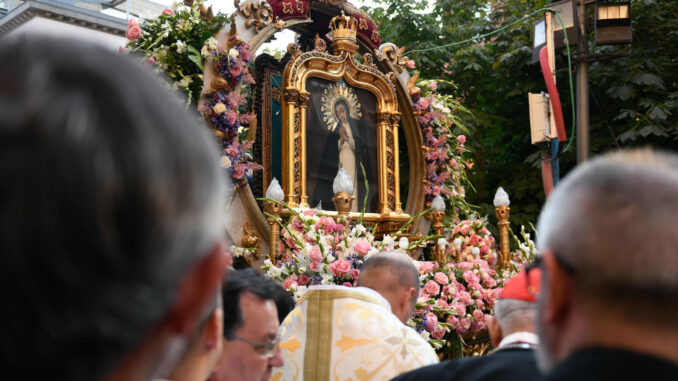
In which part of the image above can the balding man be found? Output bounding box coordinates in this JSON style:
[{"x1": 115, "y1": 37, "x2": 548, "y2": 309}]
[
  {"x1": 392, "y1": 269, "x2": 542, "y2": 381},
  {"x1": 356, "y1": 251, "x2": 421, "y2": 323},
  {"x1": 536, "y1": 149, "x2": 678, "y2": 380},
  {"x1": 272, "y1": 252, "x2": 438, "y2": 380}
]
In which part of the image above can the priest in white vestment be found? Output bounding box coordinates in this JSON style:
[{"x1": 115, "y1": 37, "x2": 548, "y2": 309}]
[{"x1": 272, "y1": 253, "x2": 439, "y2": 380}]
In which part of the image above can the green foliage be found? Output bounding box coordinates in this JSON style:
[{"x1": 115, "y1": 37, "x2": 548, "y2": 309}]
[{"x1": 366, "y1": 0, "x2": 678, "y2": 229}]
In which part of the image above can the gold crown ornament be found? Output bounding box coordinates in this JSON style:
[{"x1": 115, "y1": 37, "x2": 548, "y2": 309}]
[{"x1": 329, "y1": 11, "x2": 359, "y2": 53}]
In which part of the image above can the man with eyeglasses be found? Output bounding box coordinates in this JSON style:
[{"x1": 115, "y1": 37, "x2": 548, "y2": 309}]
[
  {"x1": 391, "y1": 269, "x2": 542, "y2": 381},
  {"x1": 536, "y1": 149, "x2": 678, "y2": 380},
  {"x1": 211, "y1": 269, "x2": 285, "y2": 381}
]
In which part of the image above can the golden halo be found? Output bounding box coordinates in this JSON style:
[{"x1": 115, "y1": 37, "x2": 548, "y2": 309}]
[{"x1": 320, "y1": 81, "x2": 362, "y2": 131}]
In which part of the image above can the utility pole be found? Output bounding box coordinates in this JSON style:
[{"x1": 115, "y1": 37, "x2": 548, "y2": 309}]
[{"x1": 576, "y1": 0, "x2": 589, "y2": 162}]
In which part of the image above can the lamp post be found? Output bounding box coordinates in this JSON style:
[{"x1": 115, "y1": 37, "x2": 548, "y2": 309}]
[
  {"x1": 427, "y1": 195, "x2": 447, "y2": 265},
  {"x1": 264, "y1": 178, "x2": 284, "y2": 265},
  {"x1": 332, "y1": 167, "x2": 354, "y2": 218},
  {"x1": 494, "y1": 187, "x2": 511, "y2": 268}
]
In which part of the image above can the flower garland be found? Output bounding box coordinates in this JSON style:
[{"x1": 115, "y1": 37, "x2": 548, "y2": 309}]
[{"x1": 200, "y1": 36, "x2": 262, "y2": 182}]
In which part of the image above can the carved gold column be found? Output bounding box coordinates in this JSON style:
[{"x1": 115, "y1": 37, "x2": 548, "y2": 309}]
[
  {"x1": 376, "y1": 112, "x2": 391, "y2": 215},
  {"x1": 390, "y1": 113, "x2": 403, "y2": 213},
  {"x1": 494, "y1": 187, "x2": 511, "y2": 268},
  {"x1": 298, "y1": 91, "x2": 310, "y2": 207},
  {"x1": 282, "y1": 88, "x2": 299, "y2": 207}
]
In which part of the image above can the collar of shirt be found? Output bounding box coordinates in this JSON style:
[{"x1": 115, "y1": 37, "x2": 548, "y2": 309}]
[{"x1": 497, "y1": 331, "x2": 539, "y2": 349}]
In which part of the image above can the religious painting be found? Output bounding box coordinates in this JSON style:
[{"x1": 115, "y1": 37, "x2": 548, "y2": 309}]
[{"x1": 305, "y1": 78, "x2": 379, "y2": 212}]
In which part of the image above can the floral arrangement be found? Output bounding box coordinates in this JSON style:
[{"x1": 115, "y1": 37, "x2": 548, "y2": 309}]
[
  {"x1": 200, "y1": 36, "x2": 262, "y2": 182},
  {"x1": 410, "y1": 258, "x2": 514, "y2": 355},
  {"x1": 124, "y1": 1, "x2": 230, "y2": 105},
  {"x1": 261, "y1": 207, "x2": 408, "y2": 300}
]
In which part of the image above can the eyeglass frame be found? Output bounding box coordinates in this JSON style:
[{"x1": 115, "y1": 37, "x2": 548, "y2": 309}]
[{"x1": 226, "y1": 334, "x2": 281, "y2": 359}]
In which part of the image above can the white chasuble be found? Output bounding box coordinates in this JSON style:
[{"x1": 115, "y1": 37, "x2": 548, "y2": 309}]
[{"x1": 272, "y1": 286, "x2": 438, "y2": 381}]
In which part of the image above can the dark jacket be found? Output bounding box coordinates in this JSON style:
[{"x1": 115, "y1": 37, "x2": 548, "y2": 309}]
[
  {"x1": 391, "y1": 347, "x2": 540, "y2": 381},
  {"x1": 544, "y1": 347, "x2": 678, "y2": 380}
]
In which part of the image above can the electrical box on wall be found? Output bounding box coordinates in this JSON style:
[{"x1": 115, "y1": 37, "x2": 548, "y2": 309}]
[{"x1": 529, "y1": 92, "x2": 557, "y2": 144}]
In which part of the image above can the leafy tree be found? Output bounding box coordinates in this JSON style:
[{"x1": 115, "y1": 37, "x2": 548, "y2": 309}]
[{"x1": 365, "y1": 0, "x2": 678, "y2": 235}]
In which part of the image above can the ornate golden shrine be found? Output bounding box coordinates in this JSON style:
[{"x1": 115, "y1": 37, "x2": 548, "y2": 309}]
[{"x1": 280, "y1": 13, "x2": 407, "y2": 224}]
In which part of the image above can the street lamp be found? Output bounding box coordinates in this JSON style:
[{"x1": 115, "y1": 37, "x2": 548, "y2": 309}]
[{"x1": 595, "y1": 2, "x2": 632, "y2": 45}]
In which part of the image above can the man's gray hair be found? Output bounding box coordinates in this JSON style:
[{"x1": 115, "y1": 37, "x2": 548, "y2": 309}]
[
  {"x1": 537, "y1": 149, "x2": 678, "y2": 313},
  {"x1": 494, "y1": 299, "x2": 537, "y2": 333}
]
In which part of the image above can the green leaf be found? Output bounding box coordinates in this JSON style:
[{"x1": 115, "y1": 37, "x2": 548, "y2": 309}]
[{"x1": 187, "y1": 53, "x2": 203, "y2": 71}]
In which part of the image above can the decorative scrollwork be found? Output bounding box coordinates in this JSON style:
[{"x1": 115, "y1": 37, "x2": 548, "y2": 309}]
[
  {"x1": 287, "y1": 43, "x2": 302, "y2": 60},
  {"x1": 284, "y1": 89, "x2": 300, "y2": 103},
  {"x1": 314, "y1": 34, "x2": 327, "y2": 52},
  {"x1": 237, "y1": 0, "x2": 274, "y2": 33},
  {"x1": 363, "y1": 53, "x2": 377, "y2": 68},
  {"x1": 376, "y1": 42, "x2": 409, "y2": 74}
]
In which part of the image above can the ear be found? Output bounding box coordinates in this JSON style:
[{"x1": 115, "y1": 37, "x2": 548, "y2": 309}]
[
  {"x1": 401, "y1": 287, "x2": 417, "y2": 313},
  {"x1": 488, "y1": 316, "x2": 502, "y2": 348},
  {"x1": 541, "y1": 250, "x2": 572, "y2": 327},
  {"x1": 166, "y1": 241, "x2": 225, "y2": 335},
  {"x1": 204, "y1": 308, "x2": 223, "y2": 352}
]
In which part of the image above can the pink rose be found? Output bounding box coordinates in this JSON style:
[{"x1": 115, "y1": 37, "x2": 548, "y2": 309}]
[
  {"x1": 343, "y1": 282, "x2": 353, "y2": 287},
  {"x1": 472, "y1": 309, "x2": 484, "y2": 322},
  {"x1": 457, "y1": 317, "x2": 471, "y2": 334},
  {"x1": 435, "y1": 299, "x2": 449, "y2": 310},
  {"x1": 353, "y1": 239, "x2": 371, "y2": 256},
  {"x1": 420, "y1": 99, "x2": 429, "y2": 109},
  {"x1": 424, "y1": 312, "x2": 438, "y2": 331},
  {"x1": 282, "y1": 277, "x2": 297, "y2": 290},
  {"x1": 460, "y1": 291, "x2": 473, "y2": 306},
  {"x1": 457, "y1": 135, "x2": 466, "y2": 145},
  {"x1": 350, "y1": 269, "x2": 360, "y2": 279},
  {"x1": 433, "y1": 272, "x2": 449, "y2": 285},
  {"x1": 309, "y1": 246, "x2": 322, "y2": 262},
  {"x1": 225, "y1": 110, "x2": 238, "y2": 125},
  {"x1": 406, "y1": 59, "x2": 416, "y2": 69},
  {"x1": 299, "y1": 275, "x2": 309, "y2": 285},
  {"x1": 449, "y1": 158, "x2": 458, "y2": 168},
  {"x1": 417, "y1": 261, "x2": 435, "y2": 274},
  {"x1": 453, "y1": 302, "x2": 466, "y2": 316},
  {"x1": 446, "y1": 315, "x2": 459, "y2": 328},
  {"x1": 128, "y1": 18, "x2": 138, "y2": 27},
  {"x1": 469, "y1": 234, "x2": 480, "y2": 246},
  {"x1": 303, "y1": 209, "x2": 315, "y2": 216},
  {"x1": 329, "y1": 259, "x2": 351, "y2": 277},
  {"x1": 232, "y1": 164, "x2": 246, "y2": 179},
  {"x1": 431, "y1": 324, "x2": 446, "y2": 339},
  {"x1": 430, "y1": 82, "x2": 438, "y2": 91},
  {"x1": 463, "y1": 271, "x2": 479, "y2": 284},
  {"x1": 458, "y1": 261, "x2": 473, "y2": 271},
  {"x1": 424, "y1": 280, "x2": 441, "y2": 296},
  {"x1": 309, "y1": 261, "x2": 320, "y2": 272},
  {"x1": 161, "y1": 8, "x2": 175, "y2": 15},
  {"x1": 229, "y1": 64, "x2": 242, "y2": 77},
  {"x1": 126, "y1": 25, "x2": 142, "y2": 41}
]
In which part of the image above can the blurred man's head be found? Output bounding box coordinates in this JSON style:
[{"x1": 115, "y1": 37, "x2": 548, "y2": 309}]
[
  {"x1": 212, "y1": 269, "x2": 284, "y2": 381},
  {"x1": 536, "y1": 149, "x2": 678, "y2": 371},
  {"x1": 0, "y1": 37, "x2": 227, "y2": 380},
  {"x1": 488, "y1": 269, "x2": 541, "y2": 348},
  {"x1": 357, "y1": 251, "x2": 420, "y2": 323}
]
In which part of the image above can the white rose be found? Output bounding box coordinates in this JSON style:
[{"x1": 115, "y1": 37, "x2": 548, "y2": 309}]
[
  {"x1": 471, "y1": 247, "x2": 480, "y2": 257},
  {"x1": 229, "y1": 48, "x2": 240, "y2": 58},
  {"x1": 220, "y1": 156, "x2": 231, "y2": 169},
  {"x1": 213, "y1": 102, "x2": 227, "y2": 114}
]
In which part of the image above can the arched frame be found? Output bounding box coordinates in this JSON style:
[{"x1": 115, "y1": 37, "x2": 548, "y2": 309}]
[{"x1": 203, "y1": 0, "x2": 428, "y2": 258}]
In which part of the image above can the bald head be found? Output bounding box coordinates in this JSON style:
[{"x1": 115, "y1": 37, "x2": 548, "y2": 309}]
[
  {"x1": 538, "y1": 149, "x2": 678, "y2": 318},
  {"x1": 358, "y1": 252, "x2": 419, "y2": 322}
]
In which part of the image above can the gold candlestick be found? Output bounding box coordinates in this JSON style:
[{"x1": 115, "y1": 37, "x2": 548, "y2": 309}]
[
  {"x1": 495, "y1": 205, "x2": 510, "y2": 268},
  {"x1": 332, "y1": 192, "x2": 354, "y2": 218},
  {"x1": 426, "y1": 210, "x2": 446, "y2": 266},
  {"x1": 264, "y1": 200, "x2": 283, "y2": 265}
]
